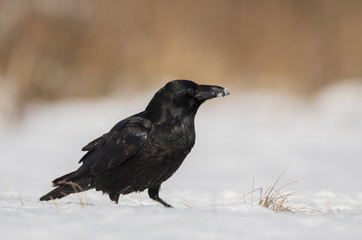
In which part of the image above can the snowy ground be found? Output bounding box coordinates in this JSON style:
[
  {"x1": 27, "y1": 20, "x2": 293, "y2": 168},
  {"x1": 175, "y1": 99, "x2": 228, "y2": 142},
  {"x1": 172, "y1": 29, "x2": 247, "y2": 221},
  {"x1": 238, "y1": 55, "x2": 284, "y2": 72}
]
[{"x1": 1, "y1": 81, "x2": 362, "y2": 239}]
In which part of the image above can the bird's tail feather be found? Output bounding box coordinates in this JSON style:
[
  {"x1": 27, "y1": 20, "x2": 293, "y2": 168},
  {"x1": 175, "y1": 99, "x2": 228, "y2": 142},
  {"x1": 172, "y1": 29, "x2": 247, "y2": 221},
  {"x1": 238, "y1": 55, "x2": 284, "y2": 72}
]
[
  {"x1": 40, "y1": 180, "x2": 91, "y2": 201},
  {"x1": 52, "y1": 171, "x2": 76, "y2": 187},
  {"x1": 40, "y1": 184, "x2": 73, "y2": 201}
]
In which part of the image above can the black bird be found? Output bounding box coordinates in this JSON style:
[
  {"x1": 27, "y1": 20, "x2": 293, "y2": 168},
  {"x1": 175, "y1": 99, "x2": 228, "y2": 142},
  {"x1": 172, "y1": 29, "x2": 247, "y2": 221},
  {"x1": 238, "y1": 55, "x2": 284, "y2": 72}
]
[{"x1": 40, "y1": 80, "x2": 229, "y2": 207}]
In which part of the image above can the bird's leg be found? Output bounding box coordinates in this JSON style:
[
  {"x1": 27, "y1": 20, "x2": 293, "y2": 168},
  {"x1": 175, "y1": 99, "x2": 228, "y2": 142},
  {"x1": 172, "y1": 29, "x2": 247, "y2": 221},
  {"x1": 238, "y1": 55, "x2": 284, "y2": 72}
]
[
  {"x1": 109, "y1": 192, "x2": 120, "y2": 204},
  {"x1": 148, "y1": 186, "x2": 173, "y2": 208}
]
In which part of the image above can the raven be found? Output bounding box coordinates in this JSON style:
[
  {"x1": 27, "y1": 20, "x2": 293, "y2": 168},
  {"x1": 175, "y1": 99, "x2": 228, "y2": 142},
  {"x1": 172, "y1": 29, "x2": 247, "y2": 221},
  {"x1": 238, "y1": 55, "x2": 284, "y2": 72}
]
[{"x1": 40, "y1": 80, "x2": 229, "y2": 207}]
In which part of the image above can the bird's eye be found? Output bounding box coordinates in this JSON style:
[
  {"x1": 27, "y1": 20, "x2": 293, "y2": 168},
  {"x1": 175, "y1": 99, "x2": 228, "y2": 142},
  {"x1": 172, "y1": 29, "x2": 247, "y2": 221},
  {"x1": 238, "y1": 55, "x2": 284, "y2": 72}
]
[{"x1": 186, "y1": 88, "x2": 195, "y2": 96}]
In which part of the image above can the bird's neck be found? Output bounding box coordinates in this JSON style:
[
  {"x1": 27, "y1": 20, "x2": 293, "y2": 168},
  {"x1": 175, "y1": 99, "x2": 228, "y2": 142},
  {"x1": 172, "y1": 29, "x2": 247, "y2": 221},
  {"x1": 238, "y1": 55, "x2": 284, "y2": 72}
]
[
  {"x1": 144, "y1": 90, "x2": 200, "y2": 125},
  {"x1": 145, "y1": 105, "x2": 198, "y2": 126}
]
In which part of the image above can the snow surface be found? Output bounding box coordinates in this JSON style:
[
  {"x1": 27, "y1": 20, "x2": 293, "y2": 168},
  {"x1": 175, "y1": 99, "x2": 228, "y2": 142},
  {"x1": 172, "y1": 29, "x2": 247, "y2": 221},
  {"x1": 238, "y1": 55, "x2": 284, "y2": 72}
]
[{"x1": 1, "y1": 81, "x2": 362, "y2": 239}]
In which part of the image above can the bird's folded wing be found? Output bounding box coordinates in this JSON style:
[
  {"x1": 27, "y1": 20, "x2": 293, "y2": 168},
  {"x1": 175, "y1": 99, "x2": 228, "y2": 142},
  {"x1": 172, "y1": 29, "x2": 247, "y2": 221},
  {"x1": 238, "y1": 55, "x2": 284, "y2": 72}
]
[
  {"x1": 78, "y1": 120, "x2": 150, "y2": 175},
  {"x1": 81, "y1": 134, "x2": 106, "y2": 151}
]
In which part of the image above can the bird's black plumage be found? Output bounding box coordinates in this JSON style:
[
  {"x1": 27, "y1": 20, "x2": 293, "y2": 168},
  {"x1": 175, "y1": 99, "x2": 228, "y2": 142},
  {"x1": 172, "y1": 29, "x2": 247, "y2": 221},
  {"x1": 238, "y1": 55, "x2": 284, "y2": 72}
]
[{"x1": 40, "y1": 80, "x2": 229, "y2": 207}]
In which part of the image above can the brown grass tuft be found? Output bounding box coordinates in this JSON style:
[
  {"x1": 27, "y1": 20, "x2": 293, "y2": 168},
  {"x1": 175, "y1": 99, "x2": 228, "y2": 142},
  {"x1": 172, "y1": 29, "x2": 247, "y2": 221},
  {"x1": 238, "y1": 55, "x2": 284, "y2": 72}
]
[{"x1": 241, "y1": 168, "x2": 320, "y2": 213}]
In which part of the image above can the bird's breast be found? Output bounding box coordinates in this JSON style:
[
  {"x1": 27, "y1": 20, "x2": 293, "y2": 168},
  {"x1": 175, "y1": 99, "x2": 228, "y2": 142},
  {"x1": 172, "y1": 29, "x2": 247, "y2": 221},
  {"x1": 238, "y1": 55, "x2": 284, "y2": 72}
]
[
  {"x1": 157, "y1": 123, "x2": 194, "y2": 146},
  {"x1": 144, "y1": 120, "x2": 196, "y2": 160}
]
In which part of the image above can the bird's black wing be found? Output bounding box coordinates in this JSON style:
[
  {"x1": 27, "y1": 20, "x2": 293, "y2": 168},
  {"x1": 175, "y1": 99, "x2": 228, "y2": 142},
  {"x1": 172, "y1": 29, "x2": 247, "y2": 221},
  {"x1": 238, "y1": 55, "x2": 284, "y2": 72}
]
[
  {"x1": 81, "y1": 134, "x2": 106, "y2": 151},
  {"x1": 78, "y1": 116, "x2": 151, "y2": 175}
]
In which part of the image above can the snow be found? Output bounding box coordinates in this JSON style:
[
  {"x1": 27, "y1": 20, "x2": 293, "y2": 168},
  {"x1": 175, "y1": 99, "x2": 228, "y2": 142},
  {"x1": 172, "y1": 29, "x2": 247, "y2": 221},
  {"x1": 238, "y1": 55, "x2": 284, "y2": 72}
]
[{"x1": 1, "y1": 81, "x2": 362, "y2": 239}]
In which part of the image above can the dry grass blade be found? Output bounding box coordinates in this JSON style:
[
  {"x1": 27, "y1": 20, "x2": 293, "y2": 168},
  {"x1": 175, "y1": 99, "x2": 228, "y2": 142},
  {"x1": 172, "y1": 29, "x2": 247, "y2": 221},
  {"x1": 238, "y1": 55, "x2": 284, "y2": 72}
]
[
  {"x1": 259, "y1": 181, "x2": 298, "y2": 210},
  {"x1": 18, "y1": 189, "x2": 24, "y2": 206},
  {"x1": 180, "y1": 202, "x2": 193, "y2": 208},
  {"x1": 241, "y1": 168, "x2": 320, "y2": 213},
  {"x1": 5, "y1": 186, "x2": 24, "y2": 205},
  {"x1": 6, "y1": 186, "x2": 15, "y2": 200},
  {"x1": 63, "y1": 181, "x2": 90, "y2": 207}
]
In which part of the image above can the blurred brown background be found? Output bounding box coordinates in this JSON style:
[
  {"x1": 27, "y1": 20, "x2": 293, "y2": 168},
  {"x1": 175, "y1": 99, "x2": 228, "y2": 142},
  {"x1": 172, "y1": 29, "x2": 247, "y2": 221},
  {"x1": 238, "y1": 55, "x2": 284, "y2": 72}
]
[{"x1": 1, "y1": 0, "x2": 362, "y2": 118}]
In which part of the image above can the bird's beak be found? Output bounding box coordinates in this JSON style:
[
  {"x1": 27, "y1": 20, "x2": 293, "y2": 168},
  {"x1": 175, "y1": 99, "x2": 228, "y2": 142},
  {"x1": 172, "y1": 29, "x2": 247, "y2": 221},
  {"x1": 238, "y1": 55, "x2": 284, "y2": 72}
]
[{"x1": 195, "y1": 85, "x2": 230, "y2": 101}]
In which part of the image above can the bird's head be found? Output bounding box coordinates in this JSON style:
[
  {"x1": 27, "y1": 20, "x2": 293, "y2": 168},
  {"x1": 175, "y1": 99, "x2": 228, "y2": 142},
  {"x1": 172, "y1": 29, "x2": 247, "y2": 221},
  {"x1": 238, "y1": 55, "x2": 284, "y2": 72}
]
[{"x1": 145, "y1": 80, "x2": 230, "y2": 124}]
